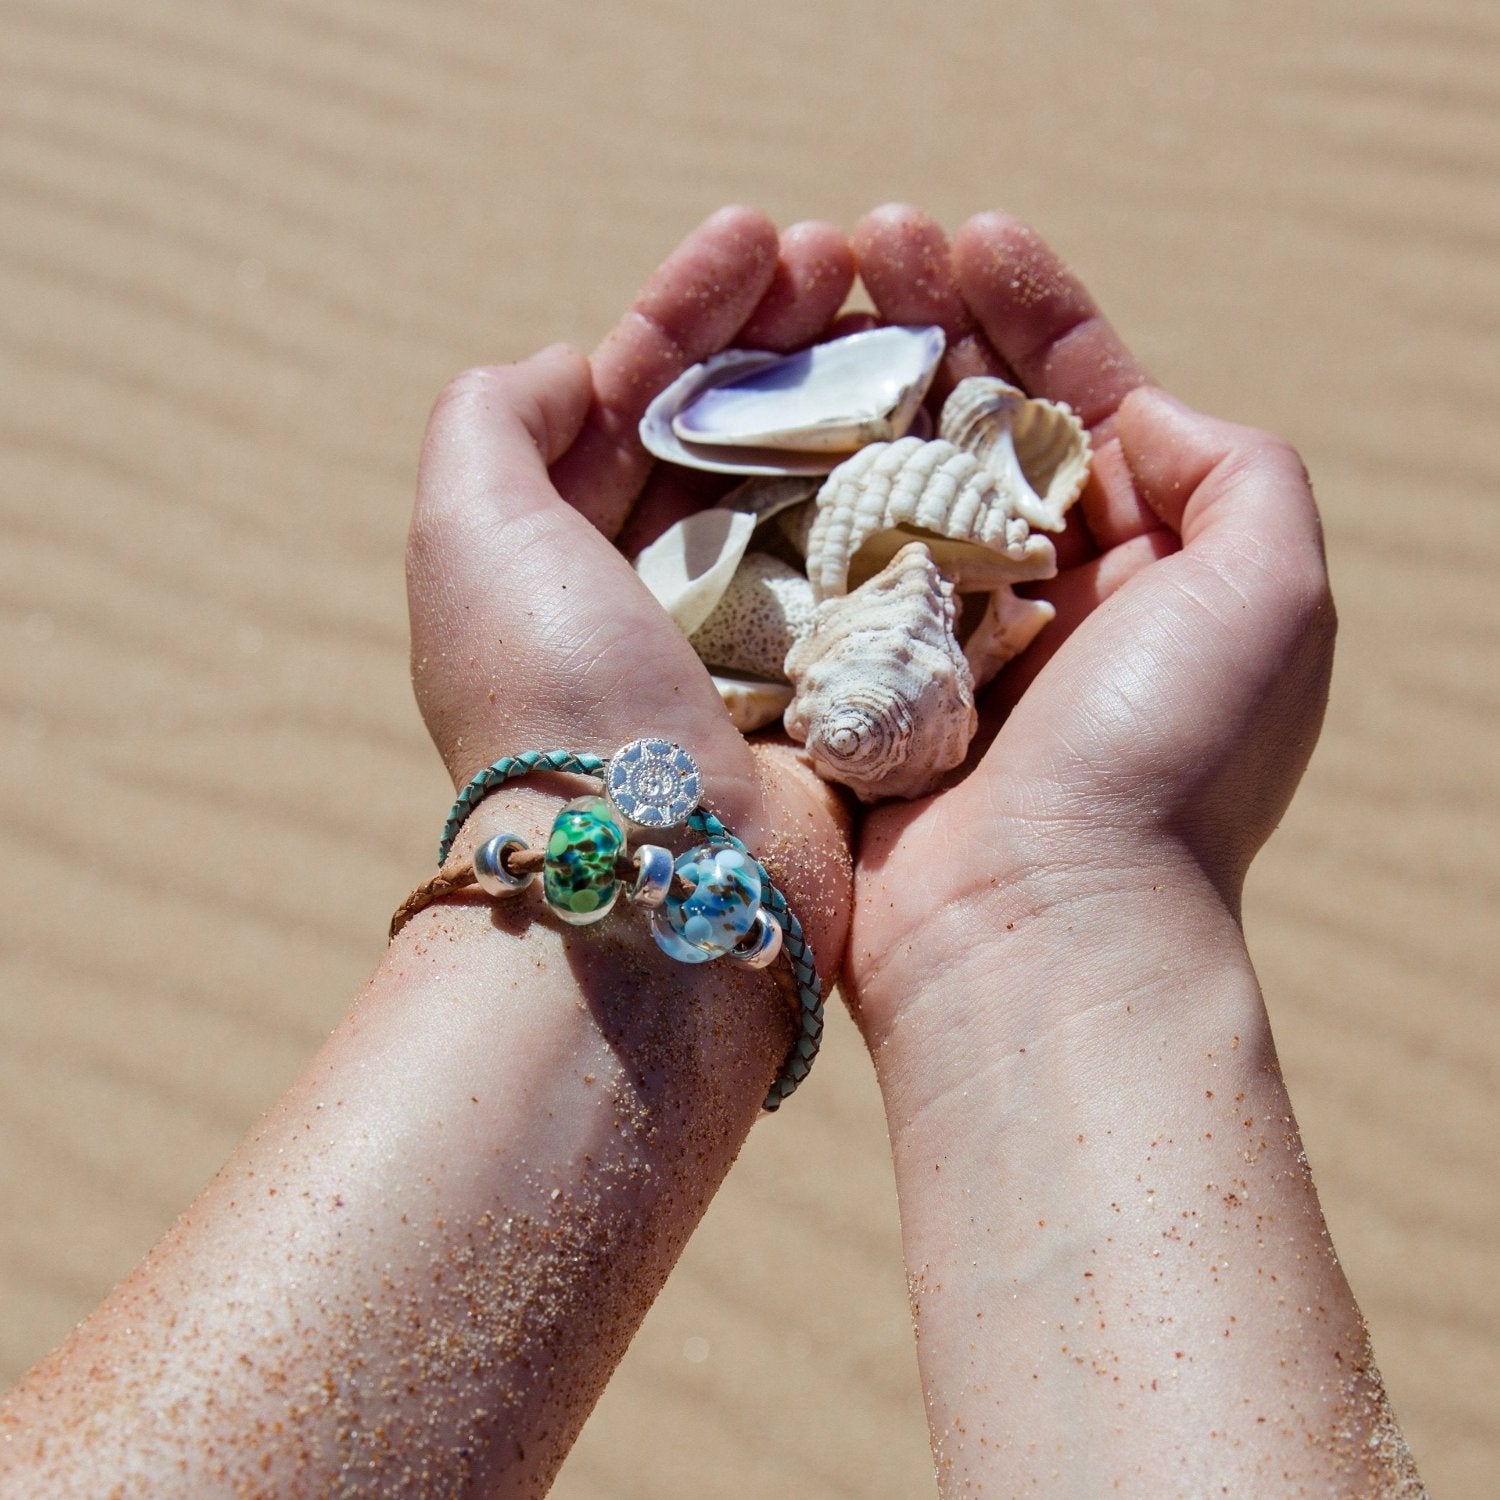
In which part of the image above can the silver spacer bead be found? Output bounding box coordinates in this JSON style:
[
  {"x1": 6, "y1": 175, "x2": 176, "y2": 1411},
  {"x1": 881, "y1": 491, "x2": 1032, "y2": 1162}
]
[
  {"x1": 730, "y1": 907, "x2": 783, "y2": 969},
  {"x1": 473, "y1": 833, "x2": 534, "y2": 896},
  {"x1": 628, "y1": 844, "x2": 674, "y2": 909}
]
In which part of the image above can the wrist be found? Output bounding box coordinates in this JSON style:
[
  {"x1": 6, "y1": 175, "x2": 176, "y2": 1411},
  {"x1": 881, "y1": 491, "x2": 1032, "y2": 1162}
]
[{"x1": 851, "y1": 850, "x2": 1257, "y2": 1122}]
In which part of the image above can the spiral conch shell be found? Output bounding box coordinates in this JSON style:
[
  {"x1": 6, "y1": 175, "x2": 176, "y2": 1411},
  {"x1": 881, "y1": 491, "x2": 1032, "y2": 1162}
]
[
  {"x1": 784, "y1": 542, "x2": 976, "y2": 802},
  {"x1": 804, "y1": 436, "x2": 1058, "y2": 602},
  {"x1": 938, "y1": 376, "x2": 1090, "y2": 533}
]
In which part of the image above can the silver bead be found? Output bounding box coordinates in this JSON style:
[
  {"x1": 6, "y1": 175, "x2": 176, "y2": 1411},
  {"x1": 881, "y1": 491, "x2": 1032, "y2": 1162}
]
[
  {"x1": 628, "y1": 844, "x2": 674, "y2": 909},
  {"x1": 730, "y1": 908, "x2": 783, "y2": 969},
  {"x1": 473, "y1": 833, "x2": 533, "y2": 896}
]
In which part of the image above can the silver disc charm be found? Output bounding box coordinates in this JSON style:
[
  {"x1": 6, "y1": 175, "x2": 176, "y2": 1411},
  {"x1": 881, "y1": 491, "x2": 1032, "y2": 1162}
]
[{"x1": 605, "y1": 738, "x2": 703, "y2": 830}]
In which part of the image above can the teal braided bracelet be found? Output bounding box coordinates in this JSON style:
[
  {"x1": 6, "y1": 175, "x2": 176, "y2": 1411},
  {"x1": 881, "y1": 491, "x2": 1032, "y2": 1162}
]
[{"x1": 429, "y1": 741, "x2": 823, "y2": 1111}]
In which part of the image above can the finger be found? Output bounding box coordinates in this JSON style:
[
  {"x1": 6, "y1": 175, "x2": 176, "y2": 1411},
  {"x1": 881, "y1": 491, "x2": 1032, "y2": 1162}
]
[
  {"x1": 851, "y1": 203, "x2": 1012, "y2": 401},
  {"x1": 1117, "y1": 387, "x2": 1325, "y2": 559},
  {"x1": 414, "y1": 346, "x2": 594, "y2": 539},
  {"x1": 951, "y1": 211, "x2": 1150, "y2": 428},
  {"x1": 1077, "y1": 434, "x2": 1161, "y2": 551},
  {"x1": 550, "y1": 206, "x2": 780, "y2": 539},
  {"x1": 737, "y1": 220, "x2": 856, "y2": 351}
]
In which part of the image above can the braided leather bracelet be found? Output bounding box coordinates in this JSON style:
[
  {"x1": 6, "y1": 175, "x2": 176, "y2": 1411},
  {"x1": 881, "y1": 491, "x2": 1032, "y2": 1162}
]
[{"x1": 391, "y1": 741, "x2": 823, "y2": 1111}]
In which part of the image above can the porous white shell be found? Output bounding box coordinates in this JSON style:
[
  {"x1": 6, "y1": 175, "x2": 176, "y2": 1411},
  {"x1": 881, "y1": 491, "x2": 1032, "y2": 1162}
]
[
  {"x1": 712, "y1": 672, "x2": 794, "y2": 734},
  {"x1": 784, "y1": 542, "x2": 977, "y2": 802},
  {"x1": 639, "y1": 325, "x2": 945, "y2": 476},
  {"x1": 633, "y1": 508, "x2": 756, "y2": 636},
  {"x1": 939, "y1": 376, "x2": 1091, "y2": 533},
  {"x1": 964, "y1": 587, "x2": 1057, "y2": 689},
  {"x1": 804, "y1": 437, "x2": 1058, "y2": 602},
  {"x1": 690, "y1": 552, "x2": 815, "y2": 680}
]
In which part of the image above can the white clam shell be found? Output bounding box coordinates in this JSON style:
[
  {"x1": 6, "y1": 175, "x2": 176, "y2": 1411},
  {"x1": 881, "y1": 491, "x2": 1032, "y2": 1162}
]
[
  {"x1": 712, "y1": 672, "x2": 794, "y2": 734},
  {"x1": 690, "y1": 552, "x2": 815, "y2": 680},
  {"x1": 938, "y1": 376, "x2": 1091, "y2": 533},
  {"x1": 639, "y1": 326, "x2": 945, "y2": 476},
  {"x1": 805, "y1": 436, "x2": 1058, "y2": 602},
  {"x1": 633, "y1": 507, "x2": 756, "y2": 636},
  {"x1": 784, "y1": 541, "x2": 977, "y2": 802}
]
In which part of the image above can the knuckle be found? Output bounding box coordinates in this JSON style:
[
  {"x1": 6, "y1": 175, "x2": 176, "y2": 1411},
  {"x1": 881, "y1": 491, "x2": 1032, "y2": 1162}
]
[{"x1": 430, "y1": 364, "x2": 509, "y2": 418}]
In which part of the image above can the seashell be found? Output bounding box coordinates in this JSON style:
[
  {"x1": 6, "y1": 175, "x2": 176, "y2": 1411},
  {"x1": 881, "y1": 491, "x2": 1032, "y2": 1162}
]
[
  {"x1": 775, "y1": 501, "x2": 816, "y2": 561},
  {"x1": 784, "y1": 542, "x2": 977, "y2": 802},
  {"x1": 639, "y1": 325, "x2": 945, "y2": 476},
  {"x1": 690, "y1": 552, "x2": 815, "y2": 680},
  {"x1": 712, "y1": 672, "x2": 794, "y2": 734},
  {"x1": 719, "y1": 474, "x2": 821, "y2": 523},
  {"x1": 632, "y1": 507, "x2": 756, "y2": 636},
  {"x1": 804, "y1": 437, "x2": 1058, "y2": 602},
  {"x1": 964, "y1": 587, "x2": 1057, "y2": 689},
  {"x1": 938, "y1": 376, "x2": 1090, "y2": 534}
]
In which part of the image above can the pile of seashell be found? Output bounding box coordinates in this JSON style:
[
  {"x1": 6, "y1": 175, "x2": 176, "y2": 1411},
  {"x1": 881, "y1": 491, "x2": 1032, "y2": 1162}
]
[{"x1": 633, "y1": 325, "x2": 1091, "y2": 801}]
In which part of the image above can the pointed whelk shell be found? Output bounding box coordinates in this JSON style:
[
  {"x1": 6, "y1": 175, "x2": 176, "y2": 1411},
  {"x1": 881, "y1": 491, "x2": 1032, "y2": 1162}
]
[
  {"x1": 964, "y1": 587, "x2": 1056, "y2": 689},
  {"x1": 804, "y1": 437, "x2": 1058, "y2": 602},
  {"x1": 639, "y1": 325, "x2": 945, "y2": 476},
  {"x1": 784, "y1": 542, "x2": 977, "y2": 802},
  {"x1": 633, "y1": 508, "x2": 756, "y2": 636},
  {"x1": 938, "y1": 376, "x2": 1091, "y2": 534},
  {"x1": 690, "y1": 552, "x2": 815, "y2": 681}
]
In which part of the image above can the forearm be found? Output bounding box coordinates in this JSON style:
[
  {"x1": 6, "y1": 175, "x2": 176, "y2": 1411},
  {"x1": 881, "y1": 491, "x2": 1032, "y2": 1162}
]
[
  {"x1": 860, "y1": 865, "x2": 1423, "y2": 1497},
  {"x1": 0, "y1": 783, "x2": 808, "y2": 1498}
]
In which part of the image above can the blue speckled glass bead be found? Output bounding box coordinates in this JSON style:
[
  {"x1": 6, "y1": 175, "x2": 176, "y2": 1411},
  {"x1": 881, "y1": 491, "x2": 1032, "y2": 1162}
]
[
  {"x1": 543, "y1": 796, "x2": 626, "y2": 926},
  {"x1": 649, "y1": 843, "x2": 762, "y2": 963}
]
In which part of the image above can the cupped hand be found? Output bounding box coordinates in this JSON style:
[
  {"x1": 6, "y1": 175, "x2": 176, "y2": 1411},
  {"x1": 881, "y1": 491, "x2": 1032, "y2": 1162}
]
[
  {"x1": 404, "y1": 207, "x2": 856, "y2": 969},
  {"x1": 843, "y1": 206, "x2": 1336, "y2": 1032}
]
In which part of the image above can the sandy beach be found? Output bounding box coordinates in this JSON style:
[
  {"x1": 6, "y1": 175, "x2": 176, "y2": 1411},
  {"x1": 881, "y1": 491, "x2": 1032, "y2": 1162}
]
[{"x1": 1, "y1": 2, "x2": 1496, "y2": 1493}]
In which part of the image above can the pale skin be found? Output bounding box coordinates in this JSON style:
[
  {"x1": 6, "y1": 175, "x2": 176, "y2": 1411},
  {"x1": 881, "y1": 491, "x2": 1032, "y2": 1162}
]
[{"x1": 0, "y1": 206, "x2": 1423, "y2": 1496}]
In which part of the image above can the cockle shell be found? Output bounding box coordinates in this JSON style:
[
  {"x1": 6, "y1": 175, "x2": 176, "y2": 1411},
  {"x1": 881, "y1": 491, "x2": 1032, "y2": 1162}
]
[
  {"x1": 938, "y1": 376, "x2": 1091, "y2": 533},
  {"x1": 639, "y1": 325, "x2": 945, "y2": 476},
  {"x1": 804, "y1": 436, "x2": 1058, "y2": 602},
  {"x1": 784, "y1": 542, "x2": 977, "y2": 802},
  {"x1": 690, "y1": 552, "x2": 815, "y2": 680}
]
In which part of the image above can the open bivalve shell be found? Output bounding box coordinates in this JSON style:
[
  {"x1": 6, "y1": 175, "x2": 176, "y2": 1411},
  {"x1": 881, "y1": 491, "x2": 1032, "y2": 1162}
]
[
  {"x1": 632, "y1": 508, "x2": 758, "y2": 637},
  {"x1": 639, "y1": 325, "x2": 945, "y2": 476},
  {"x1": 784, "y1": 542, "x2": 977, "y2": 802},
  {"x1": 938, "y1": 376, "x2": 1091, "y2": 533},
  {"x1": 804, "y1": 436, "x2": 1058, "y2": 602}
]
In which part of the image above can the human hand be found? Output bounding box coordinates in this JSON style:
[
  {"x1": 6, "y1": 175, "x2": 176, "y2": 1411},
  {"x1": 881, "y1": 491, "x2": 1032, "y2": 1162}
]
[
  {"x1": 843, "y1": 206, "x2": 1336, "y2": 1040},
  {"x1": 405, "y1": 206, "x2": 856, "y2": 974},
  {"x1": 826, "y1": 212, "x2": 1419, "y2": 1498}
]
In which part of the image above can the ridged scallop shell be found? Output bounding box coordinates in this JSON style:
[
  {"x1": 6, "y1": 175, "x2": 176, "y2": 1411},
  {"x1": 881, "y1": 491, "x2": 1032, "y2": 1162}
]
[
  {"x1": 804, "y1": 437, "x2": 1058, "y2": 602},
  {"x1": 938, "y1": 377, "x2": 1090, "y2": 533},
  {"x1": 690, "y1": 552, "x2": 815, "y2": 680},
  {"x1": 784, "y1": 542, "x2": 977, "y2": 801}
]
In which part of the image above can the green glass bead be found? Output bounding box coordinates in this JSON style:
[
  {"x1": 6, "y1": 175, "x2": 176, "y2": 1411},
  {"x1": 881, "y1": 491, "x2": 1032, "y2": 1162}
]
[{"x1": 543, "y1": 796, "x2": 626, "y2": 926}]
